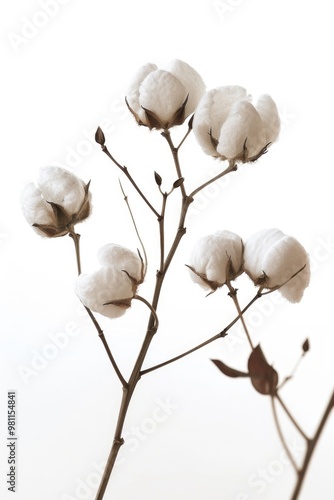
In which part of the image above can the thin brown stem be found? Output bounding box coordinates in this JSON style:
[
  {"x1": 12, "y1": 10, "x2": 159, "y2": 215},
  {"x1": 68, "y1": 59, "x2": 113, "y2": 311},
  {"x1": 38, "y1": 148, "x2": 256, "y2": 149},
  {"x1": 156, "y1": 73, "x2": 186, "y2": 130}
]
[
  {"x1": 141, "y1": 333, "x2": 225, "y2": 376},
  {"x1": 177, "y1": 125, "x2": 192, "y2": 150},
  {"x1": 190, "y1": 160, "x2": 237, "y2": 199},
  {"x1": 95, "y1": 386, "x2": 131, "y2": 499},
  {"x1": 162, "y1": 129, "x2": 187, "y2": 198},
  {"x1": 101, "y1": 145, "x2": 160, "y2": 218},
  {"x1": 118, "y1": 179, "x2": 148, "y2": 271},
  {"x1": 227, "y1": 282, "x2": 254, "y2": 350},
  {"x1": 134, "y1": 294, "x2": 159, "y2": 330},
  {"x1": 271, "y1": 395, "x2": 299, "y2": 473},
  {"x1": 141, "y1": 290, "x2": 264, "y2": 376},
  {"x1": 290, "y1": 390, "x2": 334, "y2": 500},
  {"x1": 278, "y1": 354, "x2": 305, "y2": 390},
  {"x1": 159, "y1": 193, "x2": 167, "y2": 272},
  {"x1": 276, "y1": 392, "x2": 310, "y2": 441},
  {"x1": 69, "y1": 229, "x2": 82, "y2": 274}
]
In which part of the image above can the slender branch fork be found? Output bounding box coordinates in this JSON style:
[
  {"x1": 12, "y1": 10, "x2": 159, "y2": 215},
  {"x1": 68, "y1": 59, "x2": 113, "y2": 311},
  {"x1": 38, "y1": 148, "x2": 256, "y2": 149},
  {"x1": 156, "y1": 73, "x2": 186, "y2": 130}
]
[
  {"x1": 271, "y1": 388, "x2": 334, "y2": 500},
  {"x1": 140, "y1": 290, "x2": 262, "y2": 376}
]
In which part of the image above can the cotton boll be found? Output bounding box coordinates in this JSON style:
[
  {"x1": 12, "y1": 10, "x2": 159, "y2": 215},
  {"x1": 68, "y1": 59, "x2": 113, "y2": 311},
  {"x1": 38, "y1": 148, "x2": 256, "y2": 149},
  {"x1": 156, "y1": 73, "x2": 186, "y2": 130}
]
[
  {"x1": 193, "y1": 86, "x2": 280, "y2": 163},
  {"x1": 20, "y1": 166, "x2": 91, "y2": 238},
  {"x1": 126, "y1": 59, "x2": 205, "y2": 129},
  {"x1": 97, "y1": 243, "x2": 144, "y2": 282},
  {"x1": 20, "y1": 182, "x2": 54, "y2": 229},
  {"x1": 188, "y1": 230, "x2": 244, "y2": 291},
  {"x1": 75, "y1": 266, "x2": 135, "y2": 319},
  {"x1": 243, "y1": 228, "x2": 310, "y2": 303}
]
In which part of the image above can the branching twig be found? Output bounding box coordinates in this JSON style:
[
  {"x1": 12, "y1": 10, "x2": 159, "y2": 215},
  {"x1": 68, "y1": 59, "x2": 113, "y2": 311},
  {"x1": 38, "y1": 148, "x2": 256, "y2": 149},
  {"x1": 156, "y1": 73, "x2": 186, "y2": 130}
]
[
  {"x1": 141, "y1": 290, "x2": 264, "y2": 376},
  {"x1": 276, "y1": 392, "x2": 310, "y2": 442}
]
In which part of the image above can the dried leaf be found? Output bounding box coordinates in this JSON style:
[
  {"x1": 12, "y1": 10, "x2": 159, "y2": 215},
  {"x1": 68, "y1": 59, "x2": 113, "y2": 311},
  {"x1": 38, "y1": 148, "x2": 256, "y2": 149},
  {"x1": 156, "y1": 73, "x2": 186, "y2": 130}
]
[
  {"x1": 84, "y1": 180, "x2": 91, "y2": 195},
  {"x1": 211, "y1": 359, "x2": 249, "y2": 378},
  {"x1": 208, "y1": 128, "x2": 219, "y2": 150},
  {"x1": 248, "y1": 345, "x2": 278, "y2": 395},
  {"x1": 170, "y1": 94, "x2": 188, "y2": 127},
  {"x1": 76, "y1": 196, "x2": 91, "y2": 223},
  {"x1": 185, "y1": 264, "x2": 220, "y2": 292},
  {"x1": 32, "y1": 223, "x2": 68, "y2": 238},
  {"x1": 103, "y1": 298, "x2": 132, "y2": 309},
  {"x1": 46, "y1": 201, "x2": 69, "y2": 227},
  {"x1": 248, "y1": 142, "x2": 271, "y2": 162},
  {"x1": 125, "y1": 97, "x2": 147, "y2": 126},
  {"x1": 142, "y1": 106, "x2": 164, "y2": 130}
]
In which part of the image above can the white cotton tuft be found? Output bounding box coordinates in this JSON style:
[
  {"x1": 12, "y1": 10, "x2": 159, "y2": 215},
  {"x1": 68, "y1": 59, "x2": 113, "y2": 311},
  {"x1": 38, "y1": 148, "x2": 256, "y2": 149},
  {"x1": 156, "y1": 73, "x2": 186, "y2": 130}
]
[
  {"x1": 193, "y1": 86, "x2": 248, "y2": 156},
  {"x1": 217, "y1": 100, "x2": 266, "y2": 160},
  {"x1": 188, "y1": 230, "x2": 243, "y2": 291},
  {"x1": 126, "y1": 62, "x2": 158, "y2": 123},
  {"x1": 166, "y1": 59, "x2": 206, "y2": 117},
  {"x1": 255, "y1": 95, "x2": 281, "y2": 145},
  {"x1": 139, "y1": 69, "x2": 187, "y2": 125},
  {"x1": 243, "y1": 228, "x2": 310, "y2": 303},
  {"x1": 74, "y1": 266, "x2": 135, "y2": 319},
  {"x1": 37, "y1": 166, "x2": 86, "y2": 215},
  {"x1": 20, "y1": 182, "x2": 54, "y2": 227}
]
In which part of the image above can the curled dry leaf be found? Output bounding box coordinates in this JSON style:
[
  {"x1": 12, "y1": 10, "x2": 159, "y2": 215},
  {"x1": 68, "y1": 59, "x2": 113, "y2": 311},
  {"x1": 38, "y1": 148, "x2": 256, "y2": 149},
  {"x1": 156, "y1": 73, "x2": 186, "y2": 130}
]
[{"x1": 211, "y1": 359, "x2": 249, "y2": 378}]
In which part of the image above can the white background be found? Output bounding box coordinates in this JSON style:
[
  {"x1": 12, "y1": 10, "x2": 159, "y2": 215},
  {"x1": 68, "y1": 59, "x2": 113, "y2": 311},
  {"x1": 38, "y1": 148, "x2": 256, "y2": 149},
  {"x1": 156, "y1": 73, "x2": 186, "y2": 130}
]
[{"x1": 1, "y1": 1, "x2": 334, "y2": 499}]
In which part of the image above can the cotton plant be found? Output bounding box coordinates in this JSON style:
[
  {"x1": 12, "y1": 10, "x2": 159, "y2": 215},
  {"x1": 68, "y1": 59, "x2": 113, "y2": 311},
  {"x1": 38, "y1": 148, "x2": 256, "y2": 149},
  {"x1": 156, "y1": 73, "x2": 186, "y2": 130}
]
[
  {"x1": 20, "y1": 58, "x2": 333, "y2": 500},
  {"x1": 21, "y1": 165, "x2": 91, "y2": 238}
]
